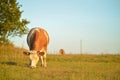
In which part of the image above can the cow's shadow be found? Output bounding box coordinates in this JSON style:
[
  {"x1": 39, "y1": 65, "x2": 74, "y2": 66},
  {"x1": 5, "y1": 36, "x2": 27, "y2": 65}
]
[{"x1": 0, "y1": 61, "x2": 17, "y2": 66}]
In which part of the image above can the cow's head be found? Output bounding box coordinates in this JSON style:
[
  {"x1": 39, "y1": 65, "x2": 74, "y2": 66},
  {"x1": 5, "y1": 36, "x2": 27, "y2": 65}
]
[{"x1": 23, "y1": 50, "x2": 45, "y2": 68}]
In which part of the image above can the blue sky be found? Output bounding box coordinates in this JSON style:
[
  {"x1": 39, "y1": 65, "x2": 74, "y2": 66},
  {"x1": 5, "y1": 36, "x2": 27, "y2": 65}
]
[{"x1": 11, "y1": 0, "x2": 120, "y2": 54}]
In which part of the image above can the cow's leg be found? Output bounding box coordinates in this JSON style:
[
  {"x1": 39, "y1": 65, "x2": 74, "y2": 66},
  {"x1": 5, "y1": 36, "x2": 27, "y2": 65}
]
[
  {"x1": 43, "y1": 53, "x2": 47, "y2": 67},
  {"x1": 40, "y1": 56, "x2": 44, "y2": 67}
]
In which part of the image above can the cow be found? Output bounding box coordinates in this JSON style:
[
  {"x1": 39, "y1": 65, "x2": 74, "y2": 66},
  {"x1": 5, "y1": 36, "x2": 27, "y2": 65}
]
[
  {"x1": 23, "y1": 27, "x2": 49, "y2": 68},
  {"x1": 59, "y1": 49, "x2": 65, "y2": 55}
]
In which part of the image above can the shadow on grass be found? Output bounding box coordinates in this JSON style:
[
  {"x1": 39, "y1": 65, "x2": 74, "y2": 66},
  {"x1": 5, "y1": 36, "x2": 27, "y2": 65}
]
[{"x1": 0, "y1": 61, "x2": 17, "y2": 66}]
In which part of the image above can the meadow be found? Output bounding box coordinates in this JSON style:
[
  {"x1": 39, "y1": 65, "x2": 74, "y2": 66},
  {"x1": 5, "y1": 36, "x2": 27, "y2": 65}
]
[{"x1": 0, "y1": 45, "x2": 120, "y2": 80}]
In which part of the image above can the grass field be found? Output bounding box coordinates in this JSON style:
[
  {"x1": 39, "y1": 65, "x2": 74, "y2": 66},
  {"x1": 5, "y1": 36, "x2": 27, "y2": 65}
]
[{"x1": 0, "y1": 45, "x2": 120, "y2": 80}]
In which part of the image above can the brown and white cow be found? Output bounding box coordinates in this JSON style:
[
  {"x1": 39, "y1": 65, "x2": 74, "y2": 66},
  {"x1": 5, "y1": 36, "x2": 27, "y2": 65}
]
[
  {"x1": 59, "y1": 49, "x2": 65, "y2": 55},
  {"x1": 23, "y1": 27, "x2": 49, "y2": 68}
]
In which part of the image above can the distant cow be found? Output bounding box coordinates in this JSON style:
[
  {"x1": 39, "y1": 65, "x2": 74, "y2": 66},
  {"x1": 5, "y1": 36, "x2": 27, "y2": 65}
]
[
  {"x1": 23, "y1": 27, "x2": 49, "y2": 68},
  {"x1": 59, "y1": 49, "x2": 65, "y2": 55}
]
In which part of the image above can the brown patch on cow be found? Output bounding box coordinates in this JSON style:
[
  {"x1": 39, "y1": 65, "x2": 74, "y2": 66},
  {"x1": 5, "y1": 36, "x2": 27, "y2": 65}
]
[{"x1": 37, "y1": 51, "x2": 45, "y2": 56}]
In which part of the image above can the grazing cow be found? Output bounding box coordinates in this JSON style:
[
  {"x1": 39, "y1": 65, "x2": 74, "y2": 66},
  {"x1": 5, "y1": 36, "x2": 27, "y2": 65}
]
[
  {"x1": 23, "y1": 27, "x2": 49, "y2": 68},
  {"x1": 59, "y1": 49, "x2": 65, "y2": 55}
]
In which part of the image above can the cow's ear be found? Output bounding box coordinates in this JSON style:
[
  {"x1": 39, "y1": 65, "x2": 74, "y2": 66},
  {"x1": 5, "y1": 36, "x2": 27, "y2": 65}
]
[
  {"x1": 23, "y1": 51, "x2": 30, "y2": 55},
  {"x1": 37, "y1": 51, "x2": 44, "y2": 56}
]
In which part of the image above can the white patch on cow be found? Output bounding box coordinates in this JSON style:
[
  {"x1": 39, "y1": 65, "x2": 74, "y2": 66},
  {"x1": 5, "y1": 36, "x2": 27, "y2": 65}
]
[
  {"x1": 29, "y1": 51, "x2": 39, "y2": 68},
  {"x1": 43, "y1": 30, "x2": 49, "y2": 44}
]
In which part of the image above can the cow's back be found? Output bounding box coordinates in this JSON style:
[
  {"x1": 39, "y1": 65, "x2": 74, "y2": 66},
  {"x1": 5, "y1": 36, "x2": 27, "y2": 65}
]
[{"x1": 27, "y1": 28, "x2": 49, "y2": 51}]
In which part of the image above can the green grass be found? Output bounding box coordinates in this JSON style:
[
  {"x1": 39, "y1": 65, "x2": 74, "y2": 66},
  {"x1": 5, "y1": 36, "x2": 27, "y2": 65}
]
[{"x1": 0, "y1": 45, "x2": 120, "y2": 80}]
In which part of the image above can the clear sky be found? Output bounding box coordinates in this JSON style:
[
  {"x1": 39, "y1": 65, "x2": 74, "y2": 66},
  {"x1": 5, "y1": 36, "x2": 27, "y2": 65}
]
[{"x1": 11, "y1": 0, "x2": 120, "y2": 54}]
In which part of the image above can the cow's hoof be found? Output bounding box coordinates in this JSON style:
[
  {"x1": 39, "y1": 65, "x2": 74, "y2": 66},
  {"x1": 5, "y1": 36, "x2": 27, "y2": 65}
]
[{"x1": 31, "y1": 66, "x2": 36, "y2": 69}]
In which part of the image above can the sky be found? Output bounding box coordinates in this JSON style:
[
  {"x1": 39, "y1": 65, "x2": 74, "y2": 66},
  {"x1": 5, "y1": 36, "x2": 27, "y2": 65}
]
[{"x1": 10, "y1": 0, "x2": 120, "y2": 54}]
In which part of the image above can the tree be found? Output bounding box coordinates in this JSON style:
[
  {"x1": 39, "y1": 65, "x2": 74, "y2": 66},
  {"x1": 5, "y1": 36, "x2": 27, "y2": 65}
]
[{"x1": 0, "y1": 0, "x2": 29, "y2": 44}]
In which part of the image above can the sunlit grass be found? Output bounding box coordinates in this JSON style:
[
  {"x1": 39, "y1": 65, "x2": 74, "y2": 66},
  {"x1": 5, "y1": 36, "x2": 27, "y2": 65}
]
[{"x1": 0, "y1": 45, "x2": 120, "y2": 80}]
